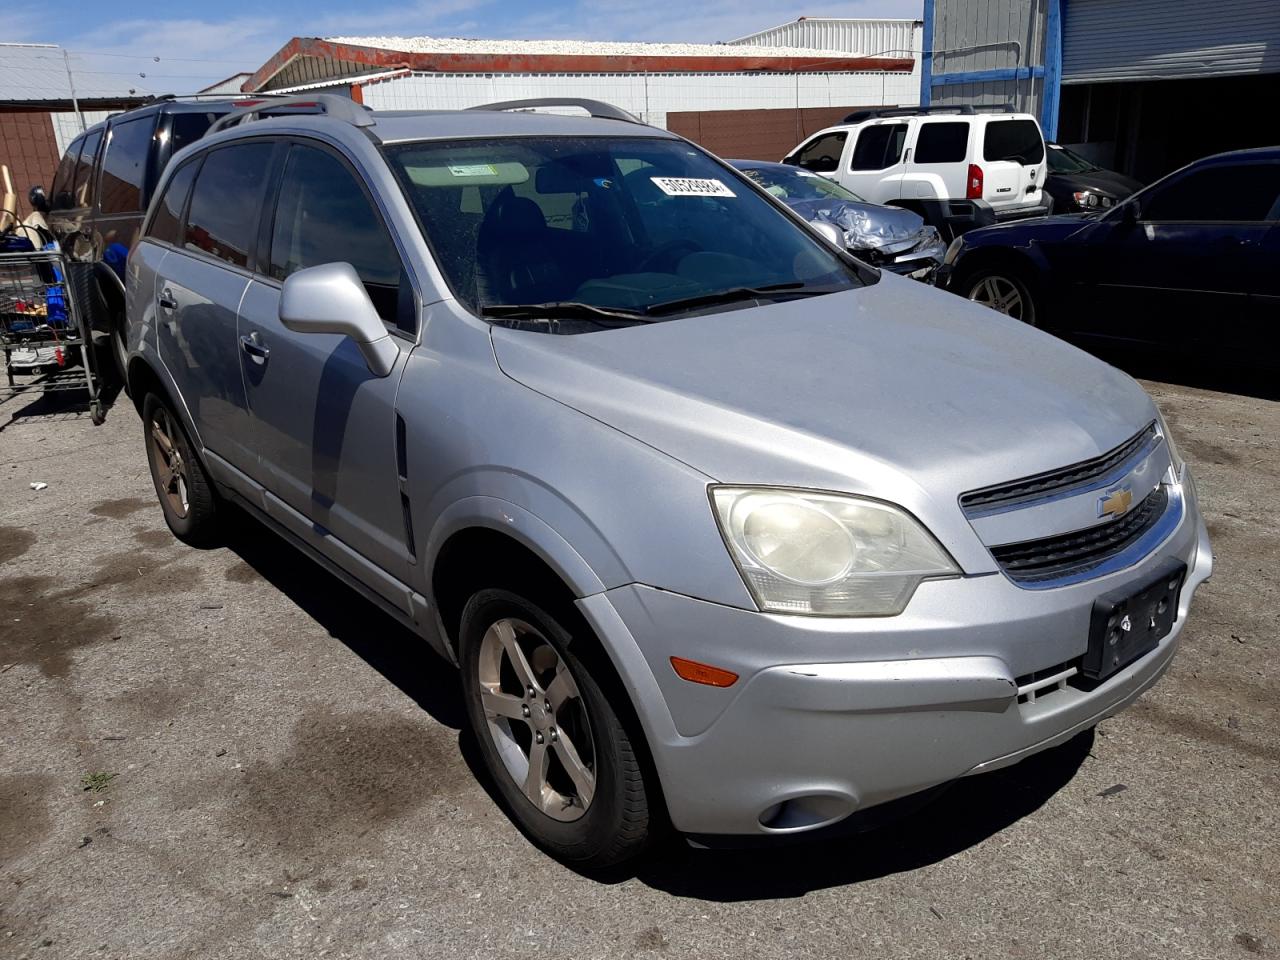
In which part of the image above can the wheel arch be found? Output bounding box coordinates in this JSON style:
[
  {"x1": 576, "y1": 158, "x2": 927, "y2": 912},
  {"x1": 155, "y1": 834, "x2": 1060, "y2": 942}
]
[
  {"x1": 427, "y1": 503, "x2": 608, "y2": 654},
  {"x1": 952, "y1": 245, "x2": 1046, "y2": 291},
  {"x1": 430, "y1": 520, "x2": 672, "y2": 826}
]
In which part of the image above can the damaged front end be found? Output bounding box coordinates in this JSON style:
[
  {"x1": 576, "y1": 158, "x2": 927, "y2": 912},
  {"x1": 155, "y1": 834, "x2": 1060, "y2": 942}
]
[{"x1": 808, "y1": 201, "x2": 946, "y2": 281}]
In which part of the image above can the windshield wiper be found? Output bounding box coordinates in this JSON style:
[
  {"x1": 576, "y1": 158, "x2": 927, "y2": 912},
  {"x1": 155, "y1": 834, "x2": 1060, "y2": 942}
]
[
  {"x1": 480, "y1": 301, "x2": 655, "y2": 326},
  {"x1": 642, "y1": 282, "x2": 843, "y2": 317}
]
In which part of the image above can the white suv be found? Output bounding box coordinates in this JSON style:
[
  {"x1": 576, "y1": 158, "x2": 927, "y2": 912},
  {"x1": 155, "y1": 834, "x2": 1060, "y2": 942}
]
[{"x1": 784, "y1": 107, "x2": 1051, "y2": 237}]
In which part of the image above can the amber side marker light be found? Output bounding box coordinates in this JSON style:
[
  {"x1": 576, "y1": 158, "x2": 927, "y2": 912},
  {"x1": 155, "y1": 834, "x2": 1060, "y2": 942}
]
[{"x1": 670, "y1": 656, "x2": 739, "y2": 688}]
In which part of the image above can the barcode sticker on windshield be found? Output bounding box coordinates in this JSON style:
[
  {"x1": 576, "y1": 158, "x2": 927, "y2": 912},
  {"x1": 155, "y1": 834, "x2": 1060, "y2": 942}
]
[
  {"x1": 650, "y1": 177, "x2": 736, "y2": 198},
  {"x1": 448, "y1": 164, "x2": 498, "y2": 177}
]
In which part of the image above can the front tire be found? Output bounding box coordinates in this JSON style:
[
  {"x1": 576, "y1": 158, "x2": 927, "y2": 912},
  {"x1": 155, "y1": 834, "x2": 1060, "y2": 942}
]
[
  {"x1": 142, "y1": 393, "x2": 219, "y2": 545},
  {"x1": 459, "y1": 588, "x2": 653, "y2": 868},
  {"x1": 959, "y1": 265, "x2": 1039, "y2": 325}
]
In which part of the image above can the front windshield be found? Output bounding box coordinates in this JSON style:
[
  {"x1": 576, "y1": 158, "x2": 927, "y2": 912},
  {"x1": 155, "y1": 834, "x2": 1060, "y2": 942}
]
[
  {"x1": 383, "y1": 136, "x2": 865, "y2": 324},
  {"x1": 738, "y1": 165, "x2": 868, "y2": 203},
  {"x1": 1047, "y1": 144, "x2": 1098, "y2": 174}
]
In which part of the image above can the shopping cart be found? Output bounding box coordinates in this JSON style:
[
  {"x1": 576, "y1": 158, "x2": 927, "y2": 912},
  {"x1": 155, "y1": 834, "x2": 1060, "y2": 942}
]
[{"x1": 0, "y1": 248, "x2": 104, "y2": 424}]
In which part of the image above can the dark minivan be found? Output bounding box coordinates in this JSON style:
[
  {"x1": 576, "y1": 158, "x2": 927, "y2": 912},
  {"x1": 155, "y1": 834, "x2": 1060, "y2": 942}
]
[{"x1": 39, "y1": 98, "x2": 245, "y2": 380}]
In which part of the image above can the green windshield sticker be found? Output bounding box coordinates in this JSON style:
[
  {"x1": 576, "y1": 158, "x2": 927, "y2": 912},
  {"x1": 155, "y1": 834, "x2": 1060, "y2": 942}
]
[{"x1": 449, "y1": 164, "x2": 498, "y2": 177}]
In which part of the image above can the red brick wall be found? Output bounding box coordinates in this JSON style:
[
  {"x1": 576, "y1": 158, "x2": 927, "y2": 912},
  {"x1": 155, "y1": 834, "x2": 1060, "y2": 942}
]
[
  {"x1": 667, "y1": 105, "x2": 892, "y2": 162},
  {"x1": 0, "y1": 109, "x2": 61, "y2": 218}
]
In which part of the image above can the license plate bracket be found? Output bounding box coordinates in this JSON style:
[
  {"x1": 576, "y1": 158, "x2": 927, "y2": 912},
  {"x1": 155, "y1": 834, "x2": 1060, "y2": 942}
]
[{"x1": 1083, "y1": 558, "x2": 1187, "y2": 682}]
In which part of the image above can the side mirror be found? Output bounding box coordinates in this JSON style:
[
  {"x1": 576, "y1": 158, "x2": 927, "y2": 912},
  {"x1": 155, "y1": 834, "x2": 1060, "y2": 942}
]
[
  {"x1": 808, "y1": 220, "x2": 846, "y2": 249},
  {"x1": 29, "y1": 185, "x2": 50, "y2": 214},
  {"x1": 1117, "y1": 200, "x2": 1139, "y2": 226},
  {"x1": 279, "y1": 262, "x2": 400, "y2": 377}
]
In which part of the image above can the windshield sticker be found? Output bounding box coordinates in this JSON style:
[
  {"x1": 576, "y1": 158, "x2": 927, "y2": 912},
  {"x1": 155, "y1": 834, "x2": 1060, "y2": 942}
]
[
  {"x1": 448, "y1": 164, "x2": 498, "y2": 177},
  {"x1": 650, "y1": 177, "x2": 736, "y2": 198}
]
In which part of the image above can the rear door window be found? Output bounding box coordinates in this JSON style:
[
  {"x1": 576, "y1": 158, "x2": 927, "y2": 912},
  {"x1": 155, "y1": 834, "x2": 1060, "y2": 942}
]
[
  {"x1": 184, "y1": 142, "x2": 274, "y2": 268},
  {"x1": 146, "y1": 158, "x2": 201, "y2": 246},
  {"x1": 983, "y1": 120, "x2": 1045, "y2": 165},
  {"x1": 72, "y1": 129, "x2": 102, "y2": 208},
  {"x1": 269, "y1": 143, "x2": 406, "y2": 328},
  {"x1": 99, "y1": 115, "x2": 157, "y2": 214},
  {"x1": 913, "y1": 122, "x2": 969, "y2": 163},
  {"x1": 50, "y1": 137, "x2": 83, "y2": 210},
  {"x1": 169, "y1": 111, "x2": 227, "y2": 156},
  {"x1": 1140, "y1": 164, "x2": 1280, "y2": 222},
  {"x1": 849, "y1": 124, "x2": 908, "y2": 171},
  {"x1": 790, "y1": 132, "x2": 847, "y2": 174}
]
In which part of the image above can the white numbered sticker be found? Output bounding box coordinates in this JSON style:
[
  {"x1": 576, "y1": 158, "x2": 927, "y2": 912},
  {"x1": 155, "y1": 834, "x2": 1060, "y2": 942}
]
[{"x1": 650, "y1": 177, "x2": 736, "y2": 198}]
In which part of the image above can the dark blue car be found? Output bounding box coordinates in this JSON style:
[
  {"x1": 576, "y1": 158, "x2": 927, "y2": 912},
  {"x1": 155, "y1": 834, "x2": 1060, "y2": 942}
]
[{"x1": 939, "y1": 148, "x2": 1280, "y2": 367}]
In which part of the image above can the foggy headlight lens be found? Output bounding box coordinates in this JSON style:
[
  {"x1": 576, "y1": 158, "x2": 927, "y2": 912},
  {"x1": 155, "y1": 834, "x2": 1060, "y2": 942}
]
[{"x1": 712, "y1": 488, "x2": 959, "y2": 616}]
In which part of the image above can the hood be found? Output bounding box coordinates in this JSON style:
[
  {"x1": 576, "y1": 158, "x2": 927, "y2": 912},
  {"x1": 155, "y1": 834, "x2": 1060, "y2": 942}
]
[
  {"x1": 491, "y1": 273, "x2": 1156, "y2": 511},
  {"x1": 784, "y1": 197, "x2": 928, "y2": 253},
  {"x1": 1046, "y1": 169, "x2": 1143, "y2": 199},
  {"x1": 966, "y1": 211, "x2": 1100, "y2": 245}
]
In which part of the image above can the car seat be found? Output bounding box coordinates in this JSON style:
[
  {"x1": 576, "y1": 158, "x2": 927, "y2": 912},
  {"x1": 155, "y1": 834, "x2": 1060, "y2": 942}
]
[{"x1": 475, "y1": 190, "x2": 566, "y2": 305}]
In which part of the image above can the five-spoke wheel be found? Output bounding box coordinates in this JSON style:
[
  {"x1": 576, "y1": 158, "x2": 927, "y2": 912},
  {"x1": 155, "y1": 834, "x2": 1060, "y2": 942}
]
[
  {"x1": 477, "y1": 616, "x2": 597, "y2": 821},
  {"x1": 460, "y1": 589, "x2": 654, "y2": 867},
  {"x1": 142, "y1": 393, "x2": 219, "y2": 544},
  {"x1": 961, "y1": 267, "x2": 1038, "y2": 325}
]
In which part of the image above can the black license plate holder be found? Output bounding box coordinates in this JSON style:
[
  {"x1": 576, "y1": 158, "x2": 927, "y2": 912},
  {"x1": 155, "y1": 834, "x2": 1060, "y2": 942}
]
[{"x1": 1083, "y1": 558, "x2": 1187, "y2": 682}]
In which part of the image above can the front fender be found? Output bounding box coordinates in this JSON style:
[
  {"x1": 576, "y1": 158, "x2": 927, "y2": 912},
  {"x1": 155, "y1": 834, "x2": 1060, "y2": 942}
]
[{"x1": 423, "y1": 494, "x2": 612, "y2": 600}]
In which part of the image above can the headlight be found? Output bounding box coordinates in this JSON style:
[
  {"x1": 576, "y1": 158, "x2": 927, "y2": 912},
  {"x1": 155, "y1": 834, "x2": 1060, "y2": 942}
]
[
  {"x1": 1154, "y1": 407, "x2": 1185, "y2": 476},
  {"x1": 943, "y1": 237, "x2": 965, "y2": 266},
  {"x1": 711, "y1": 487, "x2": 959, "y2": 617}
]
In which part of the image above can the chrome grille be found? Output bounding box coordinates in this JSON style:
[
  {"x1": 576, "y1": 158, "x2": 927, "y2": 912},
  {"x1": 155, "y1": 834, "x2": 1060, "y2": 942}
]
[
  {"x1": 990, "y1": 485, "x2": 1169, "y2": 584},
  {"x1": 961, "y1": 423, "x2": 1159, "y2": 516}
]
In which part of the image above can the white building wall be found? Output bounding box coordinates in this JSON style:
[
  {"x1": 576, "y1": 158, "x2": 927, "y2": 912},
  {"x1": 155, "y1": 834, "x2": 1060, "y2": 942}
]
[
  {"x1": 51, "y1": 110, "x2": 112, "y2": 154},
  {"x1": 727, "y1": 19, "x2": 923, "y2": 108},
  {"x1": 359, "y1": 69, "x2": 920, "y2": 128}
]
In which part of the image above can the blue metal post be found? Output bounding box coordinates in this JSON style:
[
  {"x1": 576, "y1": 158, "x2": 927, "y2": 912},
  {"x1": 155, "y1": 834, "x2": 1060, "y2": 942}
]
[
  {"x1": 1041, "y1": 0, "x2": 1064, "y2": 138},
  {"x1": 920, "y1": 0, "x2": 935, "y2": 107}
]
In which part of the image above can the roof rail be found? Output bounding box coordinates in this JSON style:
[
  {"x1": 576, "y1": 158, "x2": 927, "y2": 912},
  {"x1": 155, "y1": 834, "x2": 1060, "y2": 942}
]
[
  {"x1": 467, "y1": 98, "x2": 642, "y2": 124},
  {"x1": 150, "y1": 92, "x2": 290, "y2": 103},
  {"x1": 206, "y1": 93, "x2": 375, "y2": 135},
  {"x1": 841, "y1": 104, "x2": 1017, "y2": 123}
]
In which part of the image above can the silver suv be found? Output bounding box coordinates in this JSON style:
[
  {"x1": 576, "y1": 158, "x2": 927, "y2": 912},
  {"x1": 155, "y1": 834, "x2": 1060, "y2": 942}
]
[{"x1": 125, "y1": 96, "x2": 1212, "y2": 868}]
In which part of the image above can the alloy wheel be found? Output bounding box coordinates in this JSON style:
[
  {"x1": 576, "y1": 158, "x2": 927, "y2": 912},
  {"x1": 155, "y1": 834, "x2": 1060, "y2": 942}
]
[
  {"x1": 148, "y1": 407, "x2": 190, "y2": 518},
  {"x1": 476, "y1": 617, "x2": 596, "y2": 822},
  {"x1": 968, "y1": 274, "x2": 1030, "y2": 322}
]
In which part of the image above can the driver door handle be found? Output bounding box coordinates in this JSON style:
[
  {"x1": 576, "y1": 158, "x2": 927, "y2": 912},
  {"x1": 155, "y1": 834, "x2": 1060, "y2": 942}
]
[
  {"x1": 158, "y1": 290, "x2": 178, "y2": 310},
  {"x1": 239, "y1": 332, "x2": 270, "y2": 362}
]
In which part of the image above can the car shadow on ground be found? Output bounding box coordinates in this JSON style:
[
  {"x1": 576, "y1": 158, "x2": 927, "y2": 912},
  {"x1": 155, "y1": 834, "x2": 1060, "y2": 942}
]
[
  {"x1": 222, "y1": 512, "x2": 1096, "y2": 898},
  {"x1": 1089, "y1": 345, "x2": 1280, "y2": 403},
  {"x1": 221, "y1": 514, "x2": 467, "y2": 730}
]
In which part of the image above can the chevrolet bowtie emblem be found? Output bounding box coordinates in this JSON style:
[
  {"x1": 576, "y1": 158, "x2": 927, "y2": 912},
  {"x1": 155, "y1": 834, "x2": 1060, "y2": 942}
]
[{"x1": 1098, "y1": 485, "x2": 1134, "y2": 519}]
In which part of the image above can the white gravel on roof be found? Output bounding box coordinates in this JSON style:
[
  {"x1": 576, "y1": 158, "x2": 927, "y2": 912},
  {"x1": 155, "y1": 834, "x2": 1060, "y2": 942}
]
[{"x1": 323, "y1": 36, "x2": 872, "y2": 59}]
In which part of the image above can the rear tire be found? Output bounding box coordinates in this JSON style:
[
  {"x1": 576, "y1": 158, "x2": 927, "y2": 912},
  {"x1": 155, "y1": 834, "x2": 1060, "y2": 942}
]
[
  {"x1": 459, "y1": 588, "x2": 653, "y2": 868},
  {"x1": 958, "y1": 264, "x2": 1039, "y2": 326},
  {"x1": 142, "y1": 392, "x2": 219, "y2": 545}
]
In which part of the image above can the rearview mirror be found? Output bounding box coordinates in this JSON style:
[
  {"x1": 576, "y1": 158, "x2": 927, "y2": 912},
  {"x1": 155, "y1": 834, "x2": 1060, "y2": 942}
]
[
  {"x1": 808, "y1": 220, "x2": 846, "y2": 249},
  {"x1": 279, "y1": 262, "x2": 400, "y2": 377}
]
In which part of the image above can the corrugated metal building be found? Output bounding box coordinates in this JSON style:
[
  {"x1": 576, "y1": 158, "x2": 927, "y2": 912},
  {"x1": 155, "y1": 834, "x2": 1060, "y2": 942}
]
[
  {"x1": 921, "y1": 0, "x2": 1280, "y2": 180},
  {"x1": 728, "y1": 17, "x2": 924, "y2": 104},
  {"x1": 242, "y1": 33, "x2": 918, "y2": 160},
  {"x1": 0, "y1": 43, "x2": 151, "y2": 215}
]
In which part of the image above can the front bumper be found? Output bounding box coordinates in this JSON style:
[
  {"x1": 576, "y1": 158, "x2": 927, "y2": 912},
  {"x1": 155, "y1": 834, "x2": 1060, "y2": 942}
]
[{"x1": 577, "y1": 476, "x2": 1212, "y2": 836}]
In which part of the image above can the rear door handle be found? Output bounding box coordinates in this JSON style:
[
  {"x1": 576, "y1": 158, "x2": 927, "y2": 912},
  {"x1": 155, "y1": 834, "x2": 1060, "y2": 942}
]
[{"x1": 239, "y1": 332, "x2": 269, "y2": 363}]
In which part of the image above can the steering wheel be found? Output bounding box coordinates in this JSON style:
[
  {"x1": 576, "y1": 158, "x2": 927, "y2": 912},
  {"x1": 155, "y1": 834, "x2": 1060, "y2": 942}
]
[{"x1": 636, "y1": 238, "x2": 699, "y2": 274}]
